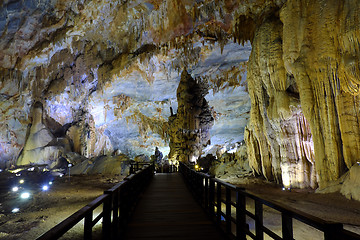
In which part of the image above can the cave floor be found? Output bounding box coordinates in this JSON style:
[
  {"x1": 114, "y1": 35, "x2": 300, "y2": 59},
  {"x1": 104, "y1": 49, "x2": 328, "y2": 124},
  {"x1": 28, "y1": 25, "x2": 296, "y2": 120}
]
[
  {"x1": 0, "y1": 171, "x2": 124, "y2": 240},
  {"x1": 0, "y1": 172, "x2": 359, "y2": 239},
  {"x1": 235, "y1": 181, "x2": 360, "y2": 238}
]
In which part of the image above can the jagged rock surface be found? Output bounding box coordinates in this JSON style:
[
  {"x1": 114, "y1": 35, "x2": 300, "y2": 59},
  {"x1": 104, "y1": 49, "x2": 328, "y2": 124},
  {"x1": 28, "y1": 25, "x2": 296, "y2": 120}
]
[
  {"x1": 245, "y1": 0, "x2": 360, "y2": 195},
  {"x1": 0, "y1": 0, "x2": 251, "y2": 168},
  {"x1": 168, "y1": 70, "x2": 213, "y2": 163},
  {"x1": 1, "y1": 0, "x2": 360, "y2": 200}
]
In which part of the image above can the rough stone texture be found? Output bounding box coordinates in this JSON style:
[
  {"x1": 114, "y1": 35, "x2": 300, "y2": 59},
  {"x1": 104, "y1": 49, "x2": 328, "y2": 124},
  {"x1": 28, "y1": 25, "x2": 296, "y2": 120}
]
[
  {"x1": 245, "y1": 0, "x2": 360, "y2": 192},
  {"x1": 1, "y1": 0, "x2": 360, "y2": 200},
  {"x1": 0, "y1": 0, "x2": 251, "y2": 169},
  {"x1": 245, "y1": 15, "x2": 316, "y2": 188},
  {"x1": 168, "y1": 70, "x2": 213, "y2": 163},
  {"x1": 17, "y1": 102, "x2": 71, "y2": 166}
]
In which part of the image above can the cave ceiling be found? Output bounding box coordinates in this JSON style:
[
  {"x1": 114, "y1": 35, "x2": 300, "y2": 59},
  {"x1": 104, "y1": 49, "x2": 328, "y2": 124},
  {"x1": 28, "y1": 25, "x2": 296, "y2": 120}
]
[{"x1": 0, "y1": 0, "x2": 283, "y2": 164}]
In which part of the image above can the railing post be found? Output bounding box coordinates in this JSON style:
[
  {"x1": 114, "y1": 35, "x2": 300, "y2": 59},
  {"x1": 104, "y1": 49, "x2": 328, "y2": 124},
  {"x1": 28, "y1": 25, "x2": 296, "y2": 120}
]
[
  {"x1": 102, "y1": 195, "x2": 112, "y2": 239},
  {"x1": 226, "y1": 188, "x2": 232, "y2": 235},
  {"x1": 217, "y1": 182, "x2": 222, "y2": 224},
  {"x1": 199, "y1": 175, "x2": 204, "y2": 205},
  {"x1": 236, "y1": 188, "x2": 246, "y2": 240},
  {"x1": 130, "y1": 164, "x2": 134, "y2": 174},
  {"x1": 281, "y1": 212, "x2": 293, "y2": 240},
  {"x1": 209, "y1": 178, "x2": 215, "y2": 218},
  {"x1": 324, "y1": 223, "x2": 343, "y2": 240},
  {"x1": 84, "y1": 211, "x2": 93, "y2": 240},
  {"x1": 204, "y1": 176, "x2": 209, "y2": 211},
  {"x1": 255, "y1": 201, "x2": 263, "y2": 240}
]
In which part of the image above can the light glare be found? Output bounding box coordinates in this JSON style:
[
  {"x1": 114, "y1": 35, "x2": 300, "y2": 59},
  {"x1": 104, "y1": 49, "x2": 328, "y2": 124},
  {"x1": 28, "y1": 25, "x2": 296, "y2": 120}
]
[
  {"x1": 20, "y1": 192, "x2": 30, "y2": 199},
  {"x1": 42, "y1": 185, "x2": 49, "y2": 191},
  {"x1": 12, "y1": 208, "x2": 20, "y2": 213},
  {"x1": 19, "y1": 179, "x2": 24, "y2": 184},
  {"x1": 12, "y1": 186, "x2": 19, "y2": 192}
]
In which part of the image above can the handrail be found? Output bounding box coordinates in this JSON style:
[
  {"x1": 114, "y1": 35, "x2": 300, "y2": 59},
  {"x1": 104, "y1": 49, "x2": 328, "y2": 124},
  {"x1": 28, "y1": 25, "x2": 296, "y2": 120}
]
[
  {"x1": 37, "y1": 164, "x2": 154, "y2": 240},
  {"x1": 179, "y1": 162, "x2": 360, "y2": 240}
]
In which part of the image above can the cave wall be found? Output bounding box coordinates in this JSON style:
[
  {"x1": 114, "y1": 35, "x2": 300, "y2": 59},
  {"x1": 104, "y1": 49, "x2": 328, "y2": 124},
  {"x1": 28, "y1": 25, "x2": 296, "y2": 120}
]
[
  {"x1": 1, "y1": 0, "x2": 359, "y2": 191},
  {"x1": 0, "y1": 0, "x2": 254, "y2": 167},
  {"x1": 245, "y1": 0, "x2": 360, "y2": 188}
]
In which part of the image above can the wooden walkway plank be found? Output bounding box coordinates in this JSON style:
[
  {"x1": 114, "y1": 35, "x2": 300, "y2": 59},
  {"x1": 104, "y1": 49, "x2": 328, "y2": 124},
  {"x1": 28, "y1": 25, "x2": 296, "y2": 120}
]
[{"x1": 125, "y1": 173, "x2": 226, "y2": 240}]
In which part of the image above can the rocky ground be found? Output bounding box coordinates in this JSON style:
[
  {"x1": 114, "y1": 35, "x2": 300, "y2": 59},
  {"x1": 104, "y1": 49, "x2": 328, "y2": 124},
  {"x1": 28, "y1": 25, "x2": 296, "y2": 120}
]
[{"x1": 0, "y1": 170, "x2": 124, "y2": 240}]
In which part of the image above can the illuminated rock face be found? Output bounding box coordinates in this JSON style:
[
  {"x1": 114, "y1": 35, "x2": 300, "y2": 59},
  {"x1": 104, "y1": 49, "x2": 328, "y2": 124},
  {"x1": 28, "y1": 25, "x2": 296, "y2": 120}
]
[
  {"x1": 17, "y1": 102, "x2": 71, "y2": 166},
  {"x1": 0, "y1": 0, "x2": 251, "y2": 168},
  {"x1": 168, "y1": 70, "x2": 213, "y2": 163},
  {"x1": 1, "y1": 0, "x2": 360, "y2": 199},
  {"x1": 245, "y1": 0, "x2": 360, "y2": 191}
]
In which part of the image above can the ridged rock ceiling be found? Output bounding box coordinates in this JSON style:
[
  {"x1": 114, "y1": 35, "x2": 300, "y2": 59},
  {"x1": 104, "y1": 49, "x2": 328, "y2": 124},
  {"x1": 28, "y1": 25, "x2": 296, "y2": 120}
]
[{"x1": 1, "y1": 0, "x2": 360, "y2": 199}]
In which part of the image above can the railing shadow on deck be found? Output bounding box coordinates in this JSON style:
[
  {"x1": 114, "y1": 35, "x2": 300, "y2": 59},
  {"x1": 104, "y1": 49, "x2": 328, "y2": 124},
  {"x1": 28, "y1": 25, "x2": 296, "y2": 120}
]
[
  {"x1": 37, "y1": 164, "x2": 154, "y2": 240},
  {"x1": 179, "y1": 162, "x2": 360, "y2": 240}
]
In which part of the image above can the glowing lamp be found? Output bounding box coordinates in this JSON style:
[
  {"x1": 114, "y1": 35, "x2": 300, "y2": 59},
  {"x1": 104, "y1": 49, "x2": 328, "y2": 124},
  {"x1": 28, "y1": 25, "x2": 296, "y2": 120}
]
[
  {"x1": 12, "y1": 186, "x2": 19, "y2": 192},
  {"x1": 20, "y1": 192, "x2": 30, "y2": 199},
  {"x1": 42, "y1": 185, "x2": 49, "y2": 191},
  {"x1": 19, "y1": 179, "x2": 24, "y2": 184},
  {"x1": 49, "y1": 181, "x2": 53, "y2": 185},
  {"x1": 282, "y1": 187, "x2": 286, "y2": 191},
  {"x1": 12, "y1": 208, "x2": 20, "y2": 213},
  {"x1": 195, "y1": 164, "x2": 199, "y2": 170}
]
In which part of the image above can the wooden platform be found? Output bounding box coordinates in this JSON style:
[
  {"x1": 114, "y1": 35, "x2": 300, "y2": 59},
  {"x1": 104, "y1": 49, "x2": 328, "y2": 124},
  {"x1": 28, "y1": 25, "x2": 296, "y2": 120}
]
[{"x1": 125, "y1": 173, "x2": 226, "y2": 240}]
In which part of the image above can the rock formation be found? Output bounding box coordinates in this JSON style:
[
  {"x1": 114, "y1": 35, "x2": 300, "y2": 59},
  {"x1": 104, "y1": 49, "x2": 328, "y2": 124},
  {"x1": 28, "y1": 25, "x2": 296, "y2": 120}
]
[
  {"x1": 1, "y1": 0, "x2": 360, "y2": 200},
  {"x1": 245, "y1": 0, "x2": 360, "y2": 192},
  {"x1": 168, "y1": 70, "x2": 214, "y2": 163},
  {"x1": 17, "y1": 101, "x2": 71, "y2": 166}
]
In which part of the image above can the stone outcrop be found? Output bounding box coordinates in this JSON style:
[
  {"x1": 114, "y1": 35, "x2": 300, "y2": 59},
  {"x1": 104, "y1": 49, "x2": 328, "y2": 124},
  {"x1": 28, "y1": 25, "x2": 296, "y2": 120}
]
[
  {"x1": 1, "y1": 0, "x2": 360, "y2": 200},
  {"x1": 245, "y1": 0, "x2": 360, "y2": 192},
  {"x1": 168, "y1": 70, "x2": 214, "y2": 163},
  {"x1": 17, "y1": 102, "x2": 71, "y2": 166}
]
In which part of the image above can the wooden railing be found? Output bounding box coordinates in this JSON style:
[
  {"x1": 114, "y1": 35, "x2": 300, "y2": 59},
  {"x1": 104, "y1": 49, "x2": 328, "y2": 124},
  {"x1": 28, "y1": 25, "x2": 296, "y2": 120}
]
[
  {"x1": 37, "y1": 164, "x2": 154, "y2": 240},
  {"x1": 130, "y1": 161, "x2": 178, "y2": 174},
  {"x1": 129, "y1": 161, "x2": 153, "y2": 174},
  {"x1": 179, "y1": 162, "x2": 360, "y2": 240}
]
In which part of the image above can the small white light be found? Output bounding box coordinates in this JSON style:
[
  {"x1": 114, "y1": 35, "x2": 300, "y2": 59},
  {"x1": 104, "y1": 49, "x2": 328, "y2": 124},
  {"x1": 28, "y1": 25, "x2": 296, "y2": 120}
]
[
  {"x1": 12, "y1": 208, "x2": 20, "y2": 213},
  {"x1": 282, "y1": 187, "x2": 286, "y2": 191},
  {"x1": 19, "y1": 179, "x2": 24, "y2": 184},
  {"x1": 49, "y1": 181, "x2": 53, "y2": 185},
  {"x1": 16, "y1": 173, "x2": 21, "y2": 177},
  {"x1": 12, "y1": 186, "x2": 19, "y2": 192},
  {"x1": 42, "y1": 185, "x2": 49, "y2": 191},
  {"x1": 59, "y1": 174, "x2": 63, "y2": 178},
  {"x1": 0, "y1": 169, "x2": 3, "y2": 172},
  {"x1": 27, "y1": 167, "x2": 35, "y2": 171},
  {"x1": 20, "y1": 192, "x2": 30, "y2": 199},
  {"x1": 68, "y1": 163, "x2": 72, "y2": 167}
]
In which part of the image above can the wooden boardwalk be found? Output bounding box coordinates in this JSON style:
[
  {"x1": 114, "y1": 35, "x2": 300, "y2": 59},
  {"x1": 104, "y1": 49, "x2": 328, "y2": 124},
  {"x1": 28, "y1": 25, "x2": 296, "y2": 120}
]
[{"x1": 125, "y1": 173, "x2": 226, "y2": 240}]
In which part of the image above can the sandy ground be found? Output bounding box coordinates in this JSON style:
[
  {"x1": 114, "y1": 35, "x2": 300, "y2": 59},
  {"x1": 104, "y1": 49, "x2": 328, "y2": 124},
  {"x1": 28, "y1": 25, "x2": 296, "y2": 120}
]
[
  {"x1": 0, "y1": 170, "x2": 359, "y2": 240},
  {"x1": 0, "y1": 170, "x2": 124, "y2": 240}
]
